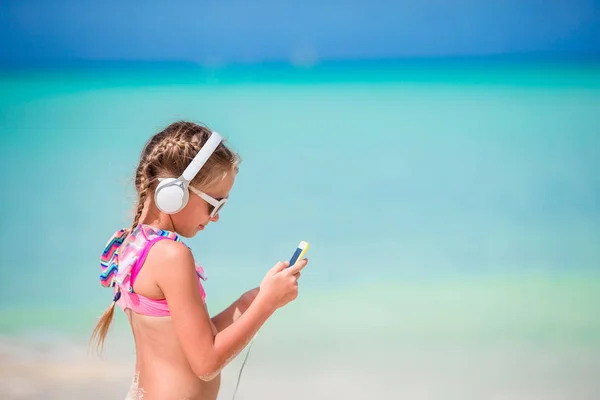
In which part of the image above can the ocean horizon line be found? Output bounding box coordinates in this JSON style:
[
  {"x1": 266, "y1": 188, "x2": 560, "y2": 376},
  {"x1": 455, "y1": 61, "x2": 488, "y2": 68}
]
[
  {"x1": 2, "y1": 51, "x2": 600, "y2": 71},
  {"x1": 1, "y1": 53, "x2": 599, "y2": 88}
]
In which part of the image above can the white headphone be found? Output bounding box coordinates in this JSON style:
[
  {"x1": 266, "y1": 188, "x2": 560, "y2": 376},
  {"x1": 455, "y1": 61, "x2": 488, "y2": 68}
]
[{"x1": 154, "y1": 131, "x2": 223, "y2": 214}]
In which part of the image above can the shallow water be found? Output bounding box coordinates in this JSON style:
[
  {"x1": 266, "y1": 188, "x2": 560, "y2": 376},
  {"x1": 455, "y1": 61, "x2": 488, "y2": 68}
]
[{"x1": 0, "y1": 59, "x2": 599, "y2": 399}]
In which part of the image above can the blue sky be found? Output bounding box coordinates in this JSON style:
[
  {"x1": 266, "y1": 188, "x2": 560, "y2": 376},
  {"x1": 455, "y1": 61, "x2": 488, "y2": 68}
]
[{"x1": 1, "y1": 0, "x2": 599, "y2": 66}]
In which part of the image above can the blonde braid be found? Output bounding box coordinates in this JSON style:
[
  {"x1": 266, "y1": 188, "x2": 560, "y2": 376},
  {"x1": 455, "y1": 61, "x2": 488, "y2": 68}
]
[
  {"x1": 130, "y1": 135, "x2": 180, "y2": 232},
  {"x1": 176, "y1": 135, "x2": 203, "y2": 164},
  {"x1": 130, "y1": 172, "x2": 151, "y2": 231}
]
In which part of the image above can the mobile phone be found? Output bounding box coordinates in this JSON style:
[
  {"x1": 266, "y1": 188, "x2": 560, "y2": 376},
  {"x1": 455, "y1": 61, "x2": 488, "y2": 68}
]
[{"x1": 288, "y1": 241, "x2": 310, "y2": 267}]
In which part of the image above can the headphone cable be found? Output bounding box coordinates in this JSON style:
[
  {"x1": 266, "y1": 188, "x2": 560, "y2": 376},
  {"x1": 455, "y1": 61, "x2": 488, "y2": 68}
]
[{"x1": 231, "y1": 337, "x2": 255, "y2": 400}]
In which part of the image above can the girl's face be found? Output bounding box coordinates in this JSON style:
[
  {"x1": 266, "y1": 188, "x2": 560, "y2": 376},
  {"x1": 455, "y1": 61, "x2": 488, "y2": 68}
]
[{"x1": 171, "y1": 171, "x2": 236, "y2": 238}]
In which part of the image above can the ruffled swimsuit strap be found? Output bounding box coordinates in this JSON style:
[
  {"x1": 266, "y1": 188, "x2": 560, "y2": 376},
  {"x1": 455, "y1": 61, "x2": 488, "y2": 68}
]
[{"x1": 99, "y1": 225, "x2": 208, "y2": 316}]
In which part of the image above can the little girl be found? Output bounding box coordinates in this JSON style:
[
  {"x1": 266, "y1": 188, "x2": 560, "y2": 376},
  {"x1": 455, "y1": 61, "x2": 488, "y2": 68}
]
[{"x1": 91, "y1": 121, "x2": 308, "y2": 400}]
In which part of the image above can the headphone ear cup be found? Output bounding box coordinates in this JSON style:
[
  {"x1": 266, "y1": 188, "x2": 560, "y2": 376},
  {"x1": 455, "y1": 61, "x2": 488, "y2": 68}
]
[{"x1": 154, "y1": 178, "x2": 189, "y2": 214}]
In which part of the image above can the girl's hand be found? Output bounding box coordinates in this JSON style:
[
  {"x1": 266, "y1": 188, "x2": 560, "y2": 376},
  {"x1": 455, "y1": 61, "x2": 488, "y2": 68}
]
[{"x1": 256, "y1": 258, "x2": 308, "y2": 312}]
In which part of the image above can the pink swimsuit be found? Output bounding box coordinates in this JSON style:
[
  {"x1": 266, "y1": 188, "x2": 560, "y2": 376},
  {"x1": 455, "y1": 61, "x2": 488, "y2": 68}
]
[{"x1": 100, "y1": 224, "x2": 207, "y2": 317}]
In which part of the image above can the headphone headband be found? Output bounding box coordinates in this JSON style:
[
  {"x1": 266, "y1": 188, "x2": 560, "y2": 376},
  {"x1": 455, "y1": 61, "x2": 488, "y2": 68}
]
[{"x1": 181, "y1": 131, "x2": 223, "y2": 182}]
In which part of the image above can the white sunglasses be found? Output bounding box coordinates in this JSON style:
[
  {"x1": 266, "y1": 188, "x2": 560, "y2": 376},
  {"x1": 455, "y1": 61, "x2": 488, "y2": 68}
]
[{"x1": 188, "y1": 185, "x2": 227, "y2": 218}]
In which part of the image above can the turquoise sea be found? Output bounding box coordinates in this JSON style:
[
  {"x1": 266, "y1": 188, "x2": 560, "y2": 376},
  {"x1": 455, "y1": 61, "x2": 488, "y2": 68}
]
[{"x1": 0, "y1": 59, "x2": 599, "y2": 399}]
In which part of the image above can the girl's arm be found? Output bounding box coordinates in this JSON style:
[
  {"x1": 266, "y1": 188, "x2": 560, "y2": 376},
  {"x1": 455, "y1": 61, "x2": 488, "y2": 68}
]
[
  {"x1": 211, "y1": 288, "x2": 259, "y2": 332},
  {"x1": 150, "y1": 240, "x2": 305, "y2": 380}
]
